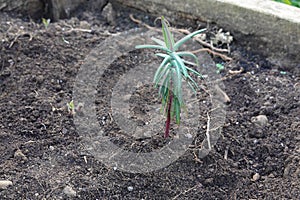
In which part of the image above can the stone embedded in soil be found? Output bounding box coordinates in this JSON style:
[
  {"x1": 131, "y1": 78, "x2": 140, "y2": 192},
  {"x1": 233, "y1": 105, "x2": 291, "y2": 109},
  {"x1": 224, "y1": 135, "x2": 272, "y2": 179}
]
[
  {"x1": 249, "y1": 129, "x2": 265, "y2": 139},
  {"x1": 0, "y1": 180, "x2": 13, "y2": 189},
  {"x1": 127, "y1": 186, "x2": 134, "y2": 191},
  {"x1": 63, "y1": 185, "x2": 76, "y2": 197},
  {"x1": 251, "y1": 115, "x2": 268, "y2": 127},
  {"x1": 102, "y1": 3, "x2": 116, "y2": 25},
  {"x1": 14, "y1": 149, "x2": 28, "y2": 161},
  {"x1": 204, "y1": 178, "x2": 214, "y2": 185},
  {"x1": 251, "y1": 173, "x2": 260, "y2": 182},
  {"x1": 283, "y1": 164, "x2": 294, "y2": 178},
  {"x1": 214, "y1": 85, "x2": 231, "y2": 103}
]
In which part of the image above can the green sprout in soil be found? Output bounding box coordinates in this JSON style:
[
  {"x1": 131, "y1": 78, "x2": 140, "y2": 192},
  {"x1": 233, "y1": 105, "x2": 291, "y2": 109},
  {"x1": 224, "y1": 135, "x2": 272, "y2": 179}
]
[
  {"x1": 67, "y1": 100, "x2": 75, "y2": 115},
  {"x1": 216, "y1": 63, "x2": 225, "y2": 73},
  {"x1": 42, "y1": 18, "x2": 51, "y2": 29},
  {"x1": 136, "y1": 16, "x2": 206, "y2": 137}
]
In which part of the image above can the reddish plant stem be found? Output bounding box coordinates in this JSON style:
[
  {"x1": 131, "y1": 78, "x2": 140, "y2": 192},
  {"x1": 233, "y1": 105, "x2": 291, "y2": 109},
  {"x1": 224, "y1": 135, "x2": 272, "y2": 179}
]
[{"x1": 164, "y1": 91, "x2": 173, "y2": 138}]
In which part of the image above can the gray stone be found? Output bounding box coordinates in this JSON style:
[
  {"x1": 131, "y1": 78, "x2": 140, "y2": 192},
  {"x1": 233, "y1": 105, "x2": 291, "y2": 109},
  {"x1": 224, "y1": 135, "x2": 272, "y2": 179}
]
[
  {"x1": 63, "y1": 185, "x2": 76, "y2": 197},
  {"x1": 102, "y1": 3, "x2": 116, "y2": 25},
  {"x1": 127, "y1": 186, "x2": 134, "y2": 191},
  {"x1": 251, "y1": 115, "x2": 268, "y2": 127},
  {"x1": 251, "y1": 172, "x2": 260, "y2": 181}
]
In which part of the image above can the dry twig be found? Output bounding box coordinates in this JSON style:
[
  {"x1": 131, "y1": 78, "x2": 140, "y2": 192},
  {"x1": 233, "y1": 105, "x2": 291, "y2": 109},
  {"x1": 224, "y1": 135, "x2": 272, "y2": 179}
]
[
  {"x1": 172, "y1": 184, "x2": 202, "y2": 200},
  {"x1": 191, "y1": 48, "x2": 232, "y2": 61},
  {"x1": 206, "y1": 112, "x2": 212, "y2": 150},
  {"x1": 9, "y1": 30, "x2": 33, "y2": 48}
]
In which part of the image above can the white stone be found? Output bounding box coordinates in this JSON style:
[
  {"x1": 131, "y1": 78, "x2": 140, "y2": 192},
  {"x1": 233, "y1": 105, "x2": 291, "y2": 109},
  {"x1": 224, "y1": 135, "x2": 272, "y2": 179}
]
[
  {"x1": 251, "y1": 115, "x2": 268, "y2": 127},
  {"x1": 0, "y1": 180, "x2": 13, "y2": 189},
  {"x1": 63, "y1": 185, "x2": 76, "y2": 197},
  {"x1": 251, "y1": 173, "x2": 260, "y2": 181},
  {"x1": 127, "y1": 186, "x2": 134, "y2": 191}
]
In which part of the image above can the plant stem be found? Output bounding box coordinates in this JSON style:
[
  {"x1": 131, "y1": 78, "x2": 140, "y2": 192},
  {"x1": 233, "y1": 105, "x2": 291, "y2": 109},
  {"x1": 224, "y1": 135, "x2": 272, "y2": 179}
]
[{"x1": 164, "y1": 90, "x2": 173, "y2": 138}]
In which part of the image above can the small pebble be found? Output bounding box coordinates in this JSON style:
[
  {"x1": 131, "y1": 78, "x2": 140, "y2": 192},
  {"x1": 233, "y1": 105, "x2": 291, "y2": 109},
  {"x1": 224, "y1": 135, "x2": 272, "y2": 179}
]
[
  {"x1": 0, "y1": 180, "x2": 13, "y2": 189},
  {"x1": 268, "y1": 173, "x2": 275, "y2": 178},
  {"x1": 251, "y1": 115, "x2": 268, "y2": 127},
  {"x1": 62, "y1": 128, "x2": 68, "y2": 134},
  {"x1": 14, "y1": 149, "x2": 27, "y2": 161},
  {"x1": 251, "y1": 173, "x2": 260, "y2": 181},
  {"x1": 127, "y1": 186, "x2": 134, "y2": 191},
  {"x1": 204, "y1": 178, "x2": 214, "y2": 185},
  {"x1": 283, "y1": 165, "x2": 291, "y2": 177},
  {"x1": 63, "y1": 186, "x2": 76, "y2": 197}
]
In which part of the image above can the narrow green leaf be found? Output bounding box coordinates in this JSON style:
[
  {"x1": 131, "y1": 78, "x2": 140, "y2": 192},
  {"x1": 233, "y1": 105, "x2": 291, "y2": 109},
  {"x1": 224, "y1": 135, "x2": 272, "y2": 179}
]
[
  {"x1": 185, "y1": 66, "x2": 203, "y2": 78},
  {"x1": 283, "y1": 0, "x2": 292, "y2": 5},
  {"x1": 135, "y1": 44, "x2": 171, "y2": 53},
  {"x1": 182, "y1": 59, "x2": 197, "y2": 66},
  {"x1": 174, "y1": 63, "x2": 183, "y2": 104},
  {"x1": 159, "y1": 72, "x2": 171, "y2": 97},
  {"x1": 173, "y1": 54, "x2": 188, "y2": 78},
  {"x1": 186, "y1": 75, "x2": 199, "y2": 91},
  {"x1": 154, "y1": 63, "x2": 171, "y2": 87},
  {"x1": 153, "y1": 56, "x2": 171, "y2": 84},
  {"x1": 161, "y1": 16, "x2": 175, "y2": 51},
  {"x1": 187, "y1": 73, "x2": 199, "y2": 86},
  {"x1": 174, "y1": 98, "x2": 181, "y2": 124},
  {"x1": 177, "y1": 51, "x2": 199, "y2": 66},
  {"x1": 151, "y1": 37, "x2": 166, "y2": 46},
  {"x1": 170, "y1": 94, "x2": 175, "y2": 119},
  {"x1": 174, "y1": 28, "x2": 206, "y2": 51},
  {"x1": 187, "y1": 80, "x2": 197, "y2": 94},
  {"x1": 155, "y1": 53, "x2": 169, "y2": 58},
  {"x1": 160, "y1": 72, "x2": 172, "y2": 115}
]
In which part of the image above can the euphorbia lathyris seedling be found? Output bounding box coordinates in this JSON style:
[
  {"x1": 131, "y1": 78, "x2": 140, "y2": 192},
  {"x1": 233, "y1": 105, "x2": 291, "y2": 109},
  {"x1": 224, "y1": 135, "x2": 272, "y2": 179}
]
[{"x1": 136, "y1": 17, "x2": 205, "y2": 137}]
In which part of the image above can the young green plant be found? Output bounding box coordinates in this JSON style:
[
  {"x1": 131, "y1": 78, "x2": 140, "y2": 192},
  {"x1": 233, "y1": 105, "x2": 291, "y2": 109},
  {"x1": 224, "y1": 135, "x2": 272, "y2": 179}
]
[
  {"x1": 67, "y1": 100, "x2": 75, "y2": 115},
  {"x1": 42, "y1": 18, "x2": 51, "y2": 29},
  {"x1": 136, "y1": 17, "x2": 206, "y2": 137}
]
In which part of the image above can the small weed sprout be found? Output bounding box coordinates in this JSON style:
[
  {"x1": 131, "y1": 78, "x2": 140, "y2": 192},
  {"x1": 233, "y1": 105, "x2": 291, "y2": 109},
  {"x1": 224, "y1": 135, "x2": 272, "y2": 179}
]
[
  {"x1": 216, "y1": 63, "x2": 225, "y2": 73},
  {"x1": 67, "y1": 100, "x2": 75, "y2": 115},
  {"x1": 42, "y1": 18, "x2": 51, "y2": 29},
  {"x1": 136, "y1": 17, "x2": 206, "y2": 137},
  {"x1": 67, "y1": 100, "x2": 84, "y2": 115}
]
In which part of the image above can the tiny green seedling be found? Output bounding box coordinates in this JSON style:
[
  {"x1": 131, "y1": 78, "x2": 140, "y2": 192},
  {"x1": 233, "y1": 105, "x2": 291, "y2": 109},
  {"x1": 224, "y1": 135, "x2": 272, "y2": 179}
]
[
  {"x1": 280, "y1": 71, "x2": 287, "y2": 75},
  {"x1": 67, "y1": 100, "x2": 75, "y2": 115},
  {"x1": 216, "y1": 63, "x2": 225, "y2": 73},
  {"x1": 42, "y1": 18, "x2": 51, "y2": 29},
  {"x1": 136, "y1": 17, "x2": 206, "y2": 137}
]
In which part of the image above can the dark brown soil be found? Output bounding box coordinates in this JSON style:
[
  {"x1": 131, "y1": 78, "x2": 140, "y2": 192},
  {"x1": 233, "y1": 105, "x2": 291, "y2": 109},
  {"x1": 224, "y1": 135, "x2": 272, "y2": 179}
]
[{"x1": 0, "y1": 6, "x2": 299, "y2": 200}]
